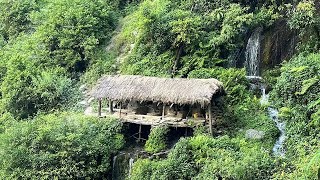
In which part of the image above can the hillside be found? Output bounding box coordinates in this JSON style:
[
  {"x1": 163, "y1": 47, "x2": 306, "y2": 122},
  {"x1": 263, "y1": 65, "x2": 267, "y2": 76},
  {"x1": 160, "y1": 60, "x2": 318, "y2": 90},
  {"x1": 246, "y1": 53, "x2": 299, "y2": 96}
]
[{"x1": 0, "y1": 0, "x2": 319, "y2": 179}]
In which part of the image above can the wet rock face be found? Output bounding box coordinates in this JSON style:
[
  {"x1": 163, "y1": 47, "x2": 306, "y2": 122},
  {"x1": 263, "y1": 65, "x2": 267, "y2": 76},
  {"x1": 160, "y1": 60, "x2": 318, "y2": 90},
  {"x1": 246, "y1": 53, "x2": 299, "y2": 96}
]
[
  {"x1": 260, "y1": 20, "x2": 297, "y2": 69},
  {"x1": 245, "y1": 129, "x2": 265, "y2": 139},
  {"x1": 237, "y1": 20, "x2": 297, "y2": 74}
]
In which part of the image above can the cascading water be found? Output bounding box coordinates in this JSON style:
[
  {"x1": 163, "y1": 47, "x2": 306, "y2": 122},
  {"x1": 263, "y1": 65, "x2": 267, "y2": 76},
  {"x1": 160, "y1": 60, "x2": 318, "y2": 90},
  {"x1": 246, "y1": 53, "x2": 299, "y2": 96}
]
[
  {"x1": 112, "y1": 153, "x2": 133, "y2": 180},
  {"x1": 245, "y1": 28, "x2": 262, "y2": 76},
  {"x1": 128, "y1": 158, "x2": 134, "y2": 177},
  {"x1": 111, "y1": 153, "x2": 137, "y2": 180},
  {"x1": 269, "y1": 108, "x2": 286, "y2": 157},
  {"x1": 245, "y1": 27, "x2": 285, "y2": 156},
  {"x1": 260, "y1": 85, "x2": 286, "y2": 157}
]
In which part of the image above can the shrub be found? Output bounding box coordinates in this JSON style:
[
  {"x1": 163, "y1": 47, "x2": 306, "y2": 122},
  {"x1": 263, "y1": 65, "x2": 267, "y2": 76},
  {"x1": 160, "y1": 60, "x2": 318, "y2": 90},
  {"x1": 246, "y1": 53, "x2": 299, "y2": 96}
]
[
  {"x1": 0, "y1": 113, "x2": 124, "y2": 179},
  {"x1": 145, "y1": 125, "x2": 169, "y2": 153},
  {"x1": 271, "y1": 53, "x2": 320, "y2": 179},
  {"x1": 130, "y1": 159, "x2": 153, "y2": 180},
  {"x1": 0, "y1": 112, "x2": 14, "y2": 134},
  {"x1": 188, "y1": 67, "x2": 249, "y2": 105},
  {"x1": 31, "y1": 0, "x2": 119, "y2": 73},
  {"x1": 80, "y1": 50, "x2": 118, "y2": 87},
  {"x1": 0, "y1": 66, "x2": 75, "y2": 119},
  {"x1": 132, "y1": 135, "x2": 274, "y2": 180}
]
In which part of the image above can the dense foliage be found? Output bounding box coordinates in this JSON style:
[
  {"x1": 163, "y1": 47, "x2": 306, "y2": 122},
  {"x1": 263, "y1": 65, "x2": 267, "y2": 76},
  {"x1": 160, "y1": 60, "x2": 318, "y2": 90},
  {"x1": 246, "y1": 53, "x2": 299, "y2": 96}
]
[
  {"x1": 0, "y1": 113, "x2": 124, "y2": 179},
  {"x1": 0, "y1": 0, "x2": 319, "y2": 179},
  {"x1": 132, "y1": 135, "x2": 274, "y2": 180},
  {"x1": 271, "y1": 53, "x2": 320, "y2": 179},
  {"x1": 116, "y1": 0, "x2": 268, "y2": 77},
  {"x1": 145, "y1": 125, "x2": 169, "y2": 153}
]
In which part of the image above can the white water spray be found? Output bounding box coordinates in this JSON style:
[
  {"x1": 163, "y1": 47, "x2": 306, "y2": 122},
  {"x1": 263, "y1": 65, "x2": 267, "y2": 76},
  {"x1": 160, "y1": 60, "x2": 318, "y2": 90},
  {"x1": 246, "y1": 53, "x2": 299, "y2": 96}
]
[
  {"x1": 260, "y1": 86, "x2": 286, "y2": 157},
  {"x1": 245, "y1": 28, "x2": 262, "y2": 76},
  {"x1": 128, "y1": 158, "x2": 134, "y2": 177}
]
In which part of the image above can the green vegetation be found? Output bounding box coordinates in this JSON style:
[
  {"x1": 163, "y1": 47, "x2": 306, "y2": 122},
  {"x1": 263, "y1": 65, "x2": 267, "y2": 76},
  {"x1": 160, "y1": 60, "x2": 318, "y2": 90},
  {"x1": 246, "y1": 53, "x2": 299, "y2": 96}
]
[
  {"x1": 0, "y1": 113, "x2": 124, "y2": 179},
  {"x1": 271, "y1": 53, "x2": 320, "y2": 179},
  {"x1": 132, "y1": 135, "x2": 275, "y2": 180},
  {"x1": 145, "y1": 125, "x2": 169, "y2": 153},
  {"x1": 0, "y1": 0, "x2": 319, "y2": 179}
]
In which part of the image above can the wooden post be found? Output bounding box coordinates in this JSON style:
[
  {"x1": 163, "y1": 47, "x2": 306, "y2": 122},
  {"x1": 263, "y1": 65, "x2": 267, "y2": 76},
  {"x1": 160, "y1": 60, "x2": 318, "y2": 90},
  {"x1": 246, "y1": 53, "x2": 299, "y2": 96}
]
[
  {"x1": 109, "y1": 100, "x2": 114, "y2": 113},
  {"x1": 208, "y1": 104, "x2": 213, "y2": 136},
  {"x1": 119, "y1": 102, "x2": 122, "y2": 118},
  {"x1": 138, "y1": 124, "x2": 142, "y2": 142},
  {"x1": 162, "y1": 104, "x2": 166, "y2": 119},
  {"x1": 98, "y1": 99, "x2": 102, "y2": 117}
]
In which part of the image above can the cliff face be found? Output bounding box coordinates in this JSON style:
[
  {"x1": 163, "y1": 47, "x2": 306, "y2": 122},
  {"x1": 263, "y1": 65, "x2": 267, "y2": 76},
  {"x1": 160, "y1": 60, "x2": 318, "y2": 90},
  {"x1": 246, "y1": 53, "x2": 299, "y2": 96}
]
[
  {"x1": 238, "y1": 20, "x2": 297, "y2": 75},
  {"x1": 260, "y1": 20, "x2": 297, "y2": 70}
]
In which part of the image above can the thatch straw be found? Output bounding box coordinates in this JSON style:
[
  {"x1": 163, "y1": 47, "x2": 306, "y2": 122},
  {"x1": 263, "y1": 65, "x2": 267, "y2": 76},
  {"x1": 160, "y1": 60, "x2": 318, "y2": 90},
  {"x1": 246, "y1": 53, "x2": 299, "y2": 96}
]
[{"x1": 90, "y1": 75, "x2": 224, "y2": 106}]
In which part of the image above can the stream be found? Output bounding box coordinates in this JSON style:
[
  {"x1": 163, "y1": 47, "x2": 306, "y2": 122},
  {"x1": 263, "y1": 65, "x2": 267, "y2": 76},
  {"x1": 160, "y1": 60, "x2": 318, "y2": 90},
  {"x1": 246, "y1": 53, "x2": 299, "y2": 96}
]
[
  {"x1": 260, "y1": 84, "x2": 286, "y2": 157},
  {"x1": 245, "y1": 27, "x2": 286, "y2": 157}
]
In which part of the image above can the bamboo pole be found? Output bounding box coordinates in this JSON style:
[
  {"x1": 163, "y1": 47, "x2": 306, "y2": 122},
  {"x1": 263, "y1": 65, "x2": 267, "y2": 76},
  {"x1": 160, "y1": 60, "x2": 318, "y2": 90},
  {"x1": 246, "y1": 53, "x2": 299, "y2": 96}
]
[
  {"x1": 119, "y1": 102, "x2": 122, "y2": 118},
  {"x1": 98, "y1": 99, "x2": 102, "y2": 117},
  {"x1": 162, "y1": 104, "x2": 166, "y2": 119},
  {"x1": 208, "y1": 104, "x2": 213, "y2": 136},
  {"x1": 109, "y1": 100, "x2": 113, "y2": 113},
  {"x1": 138, "y1": 124, "x2": 142, "y2": 142}
]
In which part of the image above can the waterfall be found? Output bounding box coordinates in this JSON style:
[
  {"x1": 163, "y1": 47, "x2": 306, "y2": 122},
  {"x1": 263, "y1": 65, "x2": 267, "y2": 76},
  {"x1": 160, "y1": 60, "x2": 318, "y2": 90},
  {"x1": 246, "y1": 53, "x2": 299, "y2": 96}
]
[
  {"x1": 128, "y1": 158, "x2": 134, "y2": 178},
  {"x1": 245, "y1": 28, "x2": 262, "y2": 76},
  {"x1": 260, "y1": 85, "x2": 286, "y2": 157},
  {"x1": 112, "y1": 155, "x2": 118, "y2": 175},
  {"x1": 111, "y1": 153, "x2": 136, "y2": 180}
]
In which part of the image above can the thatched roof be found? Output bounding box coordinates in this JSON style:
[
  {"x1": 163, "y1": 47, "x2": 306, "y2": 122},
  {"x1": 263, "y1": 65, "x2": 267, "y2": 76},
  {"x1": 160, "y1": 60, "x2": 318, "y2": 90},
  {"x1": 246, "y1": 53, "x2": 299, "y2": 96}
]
[{"x1": 90, "y1": 75, "x2": 224, "y2": 106}]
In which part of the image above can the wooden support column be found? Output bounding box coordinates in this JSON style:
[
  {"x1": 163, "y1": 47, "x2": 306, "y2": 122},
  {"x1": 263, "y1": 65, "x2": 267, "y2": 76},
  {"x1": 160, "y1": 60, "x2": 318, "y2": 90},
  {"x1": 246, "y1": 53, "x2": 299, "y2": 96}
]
[
  {"x1": 208, "y1": 103, "x2": 213, "y2": 136},
  {"x1": 109, "y1": 100, "x2": 114, "y2": 113},
  {"x1": 138, "y1": 124, "x2": 142, "y2": 142},
  {"x1": 119, "y1": 102, "x2": 122, "y2": 118},
  {"x1": 162, "y1": 104, "x2": 166, "y2": 119},
  {"x1": 98, "y1": 98, "x2": 102, "y2": 117}
]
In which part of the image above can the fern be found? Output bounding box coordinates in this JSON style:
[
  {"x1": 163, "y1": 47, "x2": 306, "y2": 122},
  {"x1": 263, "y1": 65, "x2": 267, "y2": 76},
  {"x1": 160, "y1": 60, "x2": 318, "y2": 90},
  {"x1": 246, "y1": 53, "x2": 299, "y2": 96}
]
[{"x1": 295, "y1": 76, "x2": 319, "y2": 95}]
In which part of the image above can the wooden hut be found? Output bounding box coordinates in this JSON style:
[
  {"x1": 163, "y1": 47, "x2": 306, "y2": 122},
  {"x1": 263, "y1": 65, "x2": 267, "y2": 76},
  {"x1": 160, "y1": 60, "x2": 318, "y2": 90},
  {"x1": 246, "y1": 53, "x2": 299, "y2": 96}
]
[{"x1": 90, "y1": 75, "x2": 225, "y2": 135}]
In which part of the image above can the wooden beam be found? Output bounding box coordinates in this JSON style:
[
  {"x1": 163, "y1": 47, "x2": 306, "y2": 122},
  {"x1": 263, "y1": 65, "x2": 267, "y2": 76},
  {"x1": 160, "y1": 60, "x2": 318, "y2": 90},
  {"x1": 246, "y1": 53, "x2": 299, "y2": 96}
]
[
  {"x1": 208, "y1": 103, "x2": 213, "y2": 136},
  {"x1": 98, "y1": 99, "x2": 102, "y2": 117},
  {"x1": 109, "y1": 100, "x2": 114, "y2": 113}
]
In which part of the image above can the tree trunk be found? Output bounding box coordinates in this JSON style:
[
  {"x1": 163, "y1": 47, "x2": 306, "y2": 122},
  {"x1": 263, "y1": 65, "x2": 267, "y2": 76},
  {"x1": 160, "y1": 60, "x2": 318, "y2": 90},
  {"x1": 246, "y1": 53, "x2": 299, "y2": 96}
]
[{"x1": 171, "y1": 44, "x2": 183, "y2": 78}]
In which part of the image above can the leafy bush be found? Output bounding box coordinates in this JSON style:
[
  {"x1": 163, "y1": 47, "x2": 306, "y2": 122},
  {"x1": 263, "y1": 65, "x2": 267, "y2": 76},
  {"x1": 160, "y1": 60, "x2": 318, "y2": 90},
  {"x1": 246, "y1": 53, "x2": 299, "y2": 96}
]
[
  {"x1": 131, "y1": 135, "x2": 275, "y2": 180},
  {"x1": 0, "y1": 0, "x2": 40, "y2": 40},
  {"x1": 0, "y1": 34, "x2": 80, "y2": 119},
  {"x1": 117, "y1": 0, "x2": 256, "y2": 77},
  {"x1": 0, "y1": 113, "x2": 124, "y2": 179},
  {"x1": 271, "y1": 53, "x2": 320, "y2": 179},
  {"x1": 189, "y1": 67, "x2": 278, "y2": 148},
  {"x1": 0, "y1": 65, "x2": 75, "y2": 119},
  {"x1": 0, "y1": 112, "x2": 14, "y2": 134},
  {"x1": 288, "y1": 1, "x2": 320, "y2": 52},
  {"x1": 31, "y1": 0, "x2": 119, "y2": 73},
  {"x1": 130, "y1": 159, "x2": 153, "y2": 180},
  {"x1": 145, "y1": 125, "x2": 169, "y2": 153},
  {"x1": 188, "y1": 67, "x2": 249, "y2": 105},
  {"x1": 80, "y1": 50, "x2": 118, "y2": 86}
]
